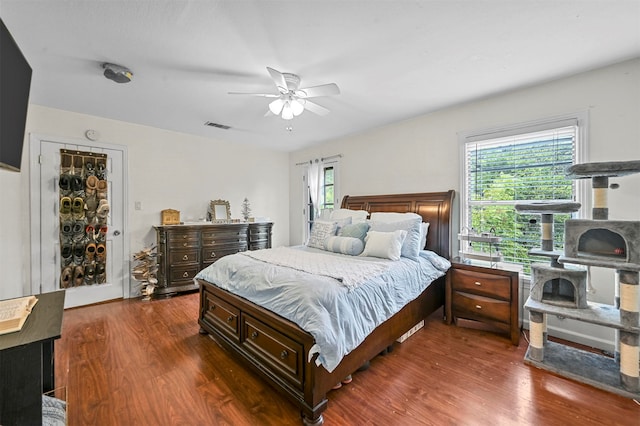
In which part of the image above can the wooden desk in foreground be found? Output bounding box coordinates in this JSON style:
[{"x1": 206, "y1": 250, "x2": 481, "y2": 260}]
[{"x1": 0, "y1": 290, "x2": 65, "y2": 425}]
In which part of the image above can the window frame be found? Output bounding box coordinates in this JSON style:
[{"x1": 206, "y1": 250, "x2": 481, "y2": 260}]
[
  {"x1": 458, "y1": 112, "x2": 589, "y2": 275},
  {"x1": 302, "y1": 158, "x2": 341, "y2": 242}
]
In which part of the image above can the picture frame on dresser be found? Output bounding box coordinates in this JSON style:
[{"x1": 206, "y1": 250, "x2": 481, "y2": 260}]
[{"x1": 208, "y1": 199, "x2": 231, "y2": 221}]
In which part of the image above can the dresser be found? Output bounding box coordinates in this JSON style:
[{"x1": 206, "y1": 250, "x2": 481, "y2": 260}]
[
  {"x1": 154, "y1": 222, "x2": 273, "y2": 295},
  {"x1": 445, "y1": 259, "x2": 520, "y2": 345}
]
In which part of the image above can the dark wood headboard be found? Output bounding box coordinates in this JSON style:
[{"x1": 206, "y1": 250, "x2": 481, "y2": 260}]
[{"x1": 341, "y1": 190, "x2": 455, "y2": 259}]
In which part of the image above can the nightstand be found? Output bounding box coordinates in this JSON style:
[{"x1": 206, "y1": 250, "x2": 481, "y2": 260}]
[{"x1": 446, "y1": 259, "x2": 520, "y2": 345}]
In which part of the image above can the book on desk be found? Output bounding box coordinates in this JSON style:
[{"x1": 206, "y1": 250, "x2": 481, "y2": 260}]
[{"x1": 0, "y1": 295, "x2": 38, "y2": 335}]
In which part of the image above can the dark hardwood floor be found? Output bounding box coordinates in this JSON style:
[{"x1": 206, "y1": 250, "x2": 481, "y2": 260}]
[{"x1": 55, "y1": 292, "x2": 639, "y2": 425}]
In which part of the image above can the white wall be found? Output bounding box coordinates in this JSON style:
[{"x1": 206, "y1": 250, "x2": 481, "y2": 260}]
[
  {"x1": 290, "y1": 58, "x2": 640, "y2": 350},
  {"x1": 0, "y1": 105, "x2": 289, "y2": 300}
]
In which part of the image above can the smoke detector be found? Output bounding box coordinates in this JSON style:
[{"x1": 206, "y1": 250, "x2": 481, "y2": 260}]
[{"x1": 103, "y1": 63, "x2": 133, "y2": 83}]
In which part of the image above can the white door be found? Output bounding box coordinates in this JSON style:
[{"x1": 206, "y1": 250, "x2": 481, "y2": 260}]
[{"x1": 30, "y1": 134, "x2": 128, "y2": 308}]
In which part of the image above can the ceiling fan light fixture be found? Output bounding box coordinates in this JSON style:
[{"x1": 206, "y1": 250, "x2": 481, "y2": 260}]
[
  {"x1": 269, "y1": 98, "x2": 285, "y2": 115},
  {"x1": 290, "y1": 99, "x2": 305, "y2": 116},
  {"x1": 281, "y1": 102, "x2": 294, "y2": 120}
]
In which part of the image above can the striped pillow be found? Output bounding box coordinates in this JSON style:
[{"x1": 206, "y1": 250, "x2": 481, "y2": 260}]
[{"x1": 323, "y1": 236, "x2": 365, "y2": 256}]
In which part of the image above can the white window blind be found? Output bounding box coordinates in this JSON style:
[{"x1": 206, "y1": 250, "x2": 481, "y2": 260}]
[{"x1": 462, "y1": 116, "x2": 585, "y2": 273}]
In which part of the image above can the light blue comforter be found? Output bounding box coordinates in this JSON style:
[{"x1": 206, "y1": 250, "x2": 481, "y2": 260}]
[{"x1": 195, "y1": 246, "x2": 450, "y2": 372}]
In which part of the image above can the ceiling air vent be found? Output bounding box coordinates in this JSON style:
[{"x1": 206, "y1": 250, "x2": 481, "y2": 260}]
[{"x1": 204, "y1": 121, "x2": 231, "y2": 130}]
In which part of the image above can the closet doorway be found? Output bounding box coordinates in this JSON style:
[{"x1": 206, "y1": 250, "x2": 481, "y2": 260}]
[{"x1": 30, "y1": 134, "x2": 128, "y2": 308}]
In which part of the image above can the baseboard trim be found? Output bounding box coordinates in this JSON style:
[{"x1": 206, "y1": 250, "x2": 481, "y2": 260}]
[{"x1": 522, "y1": 318, "x2": 615, "y2": 353}]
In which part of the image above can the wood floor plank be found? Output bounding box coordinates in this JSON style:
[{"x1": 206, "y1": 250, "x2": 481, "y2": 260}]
[{"x1": 55, "y1": 292, "x2": 639, "y2": 425}]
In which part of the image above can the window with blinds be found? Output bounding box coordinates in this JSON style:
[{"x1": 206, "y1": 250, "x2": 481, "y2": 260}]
[{"x1": 461, "y1": 115, "x2": 586, "y2": 274}]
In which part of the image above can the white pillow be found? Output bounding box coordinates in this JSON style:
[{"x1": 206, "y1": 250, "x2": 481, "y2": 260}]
[
  {"x1": 419, "y1": 222, "x2": 430, "y2": 249},
  {"x1": 360, "y1": 230, "x2": 407, "y2": 261},
  {"x1": 324, "y1": 236, "x2": 365, "y2": 256},
  {"x1": 369, "y1": 212, "x2": 422, "y2": 223},
  {"x1": 368, "y1": 218, "x2": 422, "y2": 260},
  {"x1": 307, "y1": 220, "x2": 338, "y2": 249},
  {"x1": 330, "y1": 208, "x2": 369, "y2": 224}
]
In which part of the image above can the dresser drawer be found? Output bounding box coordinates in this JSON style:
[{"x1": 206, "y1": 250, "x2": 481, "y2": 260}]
[
  {"x1": 452, "y1": 291, "x2": 511, "y2": 324},
  {"x1": 168, "y1": 231, "x2": 200, "y2": 249},
  {"x1": 249, "y1": 242, "x2": 269, "y2": 251},
  {"x1": 450, "y1": 268, "x2": 512, "y2": 300},
  {"x1": 201, "y1": 245, "x2": 247, "y2": 267},
  {"x1": 169, "y1": 264, "x2": 200, "y2": 282},
  {"x1": 201, "y1": 291, "x2": 240, "y2": 342},
  {"x1": 169, "y1": 249, "x2": 200, "y2": 265},
  {"x1": 202, "y1": 231, "x2": 247, "y2": 247},
  {"x1": 249, "y1": 233, "x2": 269, "y2": 243},
  {"x1": 242, "y1": 314, "x2": 303, "y2": 390}
]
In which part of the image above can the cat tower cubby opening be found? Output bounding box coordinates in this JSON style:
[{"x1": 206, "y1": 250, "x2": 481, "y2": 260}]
[{"x1": 521, "y1": 160, "x2": 640, "y2": 399}]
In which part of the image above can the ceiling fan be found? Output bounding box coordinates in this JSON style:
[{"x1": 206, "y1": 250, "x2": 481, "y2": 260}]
[{"x1": 229, "y1": 67, "x2": 340, "y2": 120}]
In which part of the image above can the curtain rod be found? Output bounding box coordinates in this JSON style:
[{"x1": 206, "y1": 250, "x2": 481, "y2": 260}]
[{"x1": 295, "y1": 154, "x2": 342, "y2": 166}]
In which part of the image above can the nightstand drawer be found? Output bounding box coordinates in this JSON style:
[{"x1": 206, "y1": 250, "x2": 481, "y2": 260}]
[
  {"x1": 452, "y1": 291, "x2": 511, "y2": 324},
  {"x1": 450, "y1": 268, "x2": 512, "y2": 300}
]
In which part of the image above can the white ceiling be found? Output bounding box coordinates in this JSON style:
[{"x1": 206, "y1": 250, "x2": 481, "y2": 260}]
[{"x1": 1, "y1": 1, "x2": 639, "y2": 152}]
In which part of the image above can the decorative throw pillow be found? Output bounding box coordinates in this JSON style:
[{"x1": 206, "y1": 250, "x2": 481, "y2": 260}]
[
  {"x1": 330, "y1": 208, "x2": 369, "y2": 224},
  {"x1": 368, "y1": 218, "x2": 422, "y2": 260},
  {"x1": 307, "y1": 220, "x2": 338, "y2": 249},
  {"x1": 360, "y1": 230, "x2": 407, "y2": 261},
  {"x1": 334, "y1": 216, "x2": 352, "y2": 234},
  {"x1": 324, "y1": 236, "x2": 365, "y2": 256},
  {"x1": 338, "y1": 222, "x2": 370, "y2": 241}
]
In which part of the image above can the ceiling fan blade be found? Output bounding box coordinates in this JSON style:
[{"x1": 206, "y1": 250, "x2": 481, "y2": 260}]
[
  {"x1": 267, "y1": 67, "x2": 289, "y2": 94},
  {"x1": 296, "y1": 83, "x2": 340, "y2": 98},
  {"x1": 303, "y1": 100, "x2": 330, "y2": 116},
  {"x1": 228, "y1": 91, "x2": 279, "y2": 98}
]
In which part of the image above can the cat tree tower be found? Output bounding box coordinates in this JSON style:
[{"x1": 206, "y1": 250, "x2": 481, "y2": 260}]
[{"x1": 521, "y1": 160, "x2": 640, "y2": 399}]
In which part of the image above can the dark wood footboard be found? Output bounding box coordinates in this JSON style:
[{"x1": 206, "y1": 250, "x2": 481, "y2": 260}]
[
  {"x1": 198, "y1": 275, "x2": 445, "y2": 424},
  {"x1": 197, "y1": 190, "x2": 454, "y2": 424}
]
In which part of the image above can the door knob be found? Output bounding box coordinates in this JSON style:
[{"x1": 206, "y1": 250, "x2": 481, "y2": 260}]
[{"x1": 113, "y1": 230, "x2": 121, "y2": 236}]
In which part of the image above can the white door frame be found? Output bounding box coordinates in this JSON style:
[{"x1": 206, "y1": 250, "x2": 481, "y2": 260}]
[{"x1": 29, "y1": 133, "x2": 130, "y2": 299}]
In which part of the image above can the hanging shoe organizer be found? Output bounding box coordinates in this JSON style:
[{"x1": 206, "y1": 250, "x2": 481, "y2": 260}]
[{"x1": 59, "y1": 149, "x2": 110, "y2": 288}]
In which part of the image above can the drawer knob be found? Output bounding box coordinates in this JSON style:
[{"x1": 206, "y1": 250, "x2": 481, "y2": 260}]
[
  {"x1": 210, "y1": 240, "x2": 216, "y2": 244},
  {"x1": 183, "y1": 235, "x2": 187, "y2": 239},
  {"x1": 475, "y1": 281, "x2": 482, "y2": 286},
  {"x1": 280, "y1": 350, "x2": 288, "y2": 359},
  {"x1": 227, "y1": 315, "x2": 234, "y2": 323},
  {"x1": 183, "y1": 242, "x2": 188, "y2": 247},
  {"x1": 251, "y1": 331, "x2": 258, "y2": 339},
  {"x1": 183, "y1": 254, "x2": 189, "y2": 261},
  {"x1": 210, "y1": 251, "x2": 216, "y2": 258},
  {"x1": 183, "y1": 272, "x2": 190, "y2": 278},
  {"x1": 475, "y1": 305, "x2": 482, "y2": 310}
]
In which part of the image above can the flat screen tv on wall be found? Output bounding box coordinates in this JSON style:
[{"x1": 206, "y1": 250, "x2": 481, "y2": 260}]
[{"x1": 0, "y1": 18, "x2": 32, "y2": 172}]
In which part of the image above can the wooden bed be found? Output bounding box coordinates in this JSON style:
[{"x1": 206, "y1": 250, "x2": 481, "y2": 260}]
[{"x1": 197, "y1": 190, "x2": 454, "y2": 425}]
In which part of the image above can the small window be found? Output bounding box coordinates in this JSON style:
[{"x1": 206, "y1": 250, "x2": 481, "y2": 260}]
[{"x1": 302, "y1": 159, "x2": 340, "y2": 241}]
